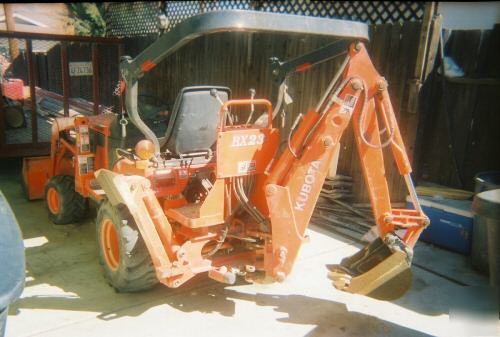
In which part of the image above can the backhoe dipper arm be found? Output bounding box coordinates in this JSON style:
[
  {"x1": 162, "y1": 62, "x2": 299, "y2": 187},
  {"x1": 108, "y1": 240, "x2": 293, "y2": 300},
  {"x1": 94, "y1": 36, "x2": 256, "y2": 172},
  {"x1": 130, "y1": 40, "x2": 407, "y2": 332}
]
[{"x1": 264, "y1": 42, "x2": 429, "y2": 291}]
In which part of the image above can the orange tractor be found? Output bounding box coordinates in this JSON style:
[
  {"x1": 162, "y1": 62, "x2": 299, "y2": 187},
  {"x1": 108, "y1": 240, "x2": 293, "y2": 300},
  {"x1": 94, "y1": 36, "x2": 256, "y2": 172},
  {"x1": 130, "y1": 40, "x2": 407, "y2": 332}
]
[{"x1": 23, "y1": 11, "x2": 428, "y2": 299}]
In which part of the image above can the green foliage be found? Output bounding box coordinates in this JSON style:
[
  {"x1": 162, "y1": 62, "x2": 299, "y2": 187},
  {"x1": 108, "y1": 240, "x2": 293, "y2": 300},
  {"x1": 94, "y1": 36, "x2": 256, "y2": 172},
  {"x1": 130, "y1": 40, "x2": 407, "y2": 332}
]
[{"x1": 67, "y1": 3, "x2": 106, "y2": 37}]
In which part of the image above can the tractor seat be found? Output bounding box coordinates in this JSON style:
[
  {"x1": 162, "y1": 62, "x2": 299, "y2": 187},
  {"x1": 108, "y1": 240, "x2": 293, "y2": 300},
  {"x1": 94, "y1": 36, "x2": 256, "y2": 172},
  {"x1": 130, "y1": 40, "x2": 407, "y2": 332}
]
[{"x1": 162, "y1": 86, "x2": 230, "y2": 156}]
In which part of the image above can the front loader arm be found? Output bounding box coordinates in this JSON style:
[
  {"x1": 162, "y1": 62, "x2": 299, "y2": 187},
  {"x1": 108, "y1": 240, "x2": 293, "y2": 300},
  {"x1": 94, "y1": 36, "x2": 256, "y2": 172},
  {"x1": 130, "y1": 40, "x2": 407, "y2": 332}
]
[{"x1": 264, "y1": 42, "x2": 428, "y2": 298}]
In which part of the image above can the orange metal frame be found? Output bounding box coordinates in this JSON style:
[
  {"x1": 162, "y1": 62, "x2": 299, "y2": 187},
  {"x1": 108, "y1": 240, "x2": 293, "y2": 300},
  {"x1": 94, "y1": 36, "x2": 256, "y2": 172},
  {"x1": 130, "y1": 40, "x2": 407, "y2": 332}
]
[
  {"x1": 22, "y1": 114, "x2": 115, "y2": 201},
  {"x1": 216, "y1": 99, "x2": 279, "y2": 179}
]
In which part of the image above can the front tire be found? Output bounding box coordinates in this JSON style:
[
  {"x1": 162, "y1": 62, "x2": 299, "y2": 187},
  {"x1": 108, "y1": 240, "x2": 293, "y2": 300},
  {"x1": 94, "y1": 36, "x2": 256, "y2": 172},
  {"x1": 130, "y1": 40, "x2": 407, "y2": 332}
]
[
  {"x1": 44, "y1": 175, "x2": 87, "y2": 225},
  {"x1": 96, "y1": 201, "x2": 158, "y2": 292}
]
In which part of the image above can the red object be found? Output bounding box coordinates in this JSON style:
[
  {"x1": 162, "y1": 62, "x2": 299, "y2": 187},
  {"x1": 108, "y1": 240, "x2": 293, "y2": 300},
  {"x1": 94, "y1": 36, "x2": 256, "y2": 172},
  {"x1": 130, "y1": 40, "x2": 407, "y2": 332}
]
[
  {"x1": 140, "y1": 60, "x2": 156, "y2": 72},
  {"x1": 295, "y1": 62, "x2": 312, "y2": 73},
  {"x1": 22, "y1": 156, "x2": 51, "y2": 200},
  {"x1": 2, "y1": 79, "x2": 24, "y2": 100}
]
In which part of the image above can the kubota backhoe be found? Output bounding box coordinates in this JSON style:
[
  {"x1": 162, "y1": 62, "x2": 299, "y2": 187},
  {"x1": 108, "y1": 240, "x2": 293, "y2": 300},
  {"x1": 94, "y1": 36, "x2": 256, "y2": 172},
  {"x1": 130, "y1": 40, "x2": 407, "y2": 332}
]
[{"x1": 23, "y1": 11, "x2": 429, "y2": 300}]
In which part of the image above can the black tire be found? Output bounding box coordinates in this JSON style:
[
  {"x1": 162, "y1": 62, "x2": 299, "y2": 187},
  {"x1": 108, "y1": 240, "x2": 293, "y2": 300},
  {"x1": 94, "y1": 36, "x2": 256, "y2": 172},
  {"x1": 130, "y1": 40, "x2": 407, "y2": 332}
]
[
  {"x1": 96, "y1": 201, "x2": 158, "y2": 292},
  {"x1": 44, "y1": 175, "x2": 87, "y2": 225}
]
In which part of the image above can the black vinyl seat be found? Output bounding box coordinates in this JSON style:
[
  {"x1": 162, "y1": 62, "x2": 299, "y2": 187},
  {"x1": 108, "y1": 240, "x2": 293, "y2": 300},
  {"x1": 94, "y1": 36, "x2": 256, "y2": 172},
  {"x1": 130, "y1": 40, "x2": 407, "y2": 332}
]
[{"x1": 163, "y1": 86, "x2": 230, "y2": 156}]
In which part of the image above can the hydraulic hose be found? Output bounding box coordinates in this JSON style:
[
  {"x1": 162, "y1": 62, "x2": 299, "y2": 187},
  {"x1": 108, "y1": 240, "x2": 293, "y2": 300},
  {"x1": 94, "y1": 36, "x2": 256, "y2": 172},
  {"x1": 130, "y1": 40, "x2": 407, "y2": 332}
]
[
  {"x1": 204, "y1": 225, "x2": 229, "y2": 257},
  {"x1": 357, "y1": 80, "x2": 395, "y2": 149}
]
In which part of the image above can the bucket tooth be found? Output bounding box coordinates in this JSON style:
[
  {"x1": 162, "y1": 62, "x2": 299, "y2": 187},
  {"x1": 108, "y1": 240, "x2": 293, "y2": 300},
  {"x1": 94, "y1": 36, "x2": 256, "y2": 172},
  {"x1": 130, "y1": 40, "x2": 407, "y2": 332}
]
[{"x1": 328, "y1": 234, "x2": 413, "y2": 300}]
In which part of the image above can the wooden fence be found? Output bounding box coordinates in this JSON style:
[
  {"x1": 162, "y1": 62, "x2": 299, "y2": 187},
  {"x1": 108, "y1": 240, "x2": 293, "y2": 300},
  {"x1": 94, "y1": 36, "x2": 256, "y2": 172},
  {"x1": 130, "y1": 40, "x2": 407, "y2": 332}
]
[
  {"x1": 18, "y1": 19, "x2": 499, "y2": 200},
  {"x1": 123, "y1": 21, "x2": 423, "y2": 202},
  {"x1": 415, "y1": 25, "x2": 500, "y2": 191}
]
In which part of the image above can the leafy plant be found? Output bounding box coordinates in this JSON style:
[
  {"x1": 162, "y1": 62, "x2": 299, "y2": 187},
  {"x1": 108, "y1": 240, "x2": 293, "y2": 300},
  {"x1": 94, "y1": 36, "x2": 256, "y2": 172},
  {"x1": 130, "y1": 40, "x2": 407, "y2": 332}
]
[{"x1": 67, "y1": 3, "x2": 106, "y2": 37}]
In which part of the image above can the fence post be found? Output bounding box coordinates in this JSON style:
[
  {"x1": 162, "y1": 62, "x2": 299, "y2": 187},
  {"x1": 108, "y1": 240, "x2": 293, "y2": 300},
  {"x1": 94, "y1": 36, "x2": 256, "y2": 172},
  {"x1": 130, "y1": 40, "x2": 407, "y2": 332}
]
[
  {"x1": 92, "y1": 43, "x2": 100, "y2": 115},
  {"x1": 118, "y1": 43, "x2": 124, "y2": 113},
  {"x1": 26, "y1": 39, "x2": 38, "y2": 144},
  {"x1": 61, "y1": 42, "x2": 69, "y2": 117}
]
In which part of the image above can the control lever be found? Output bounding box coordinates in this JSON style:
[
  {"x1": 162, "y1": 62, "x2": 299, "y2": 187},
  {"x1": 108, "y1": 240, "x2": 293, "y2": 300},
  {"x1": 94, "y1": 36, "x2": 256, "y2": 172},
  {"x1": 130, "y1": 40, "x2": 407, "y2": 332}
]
[
  {"x1": 246, "y1": 88, "x2": 256, "y2": 124},
  {"x1": 119, "y1": 116, "x2": 128, "y2": 138},
  {"x1": 210, "y1": 88, "x2": 225, "y2": 106},
  {"x1": 210, "y1": 88, "x2": 233, "y2": 125}
]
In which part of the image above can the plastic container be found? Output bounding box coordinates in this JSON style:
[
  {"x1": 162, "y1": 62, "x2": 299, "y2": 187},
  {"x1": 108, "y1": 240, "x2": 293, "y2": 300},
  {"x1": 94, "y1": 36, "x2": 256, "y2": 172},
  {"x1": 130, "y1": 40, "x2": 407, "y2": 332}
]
[
  {"x1": 407, "y1": 196, "x2": 473, "y2": 254},
  {"x1": 472, "y1": 189, "x2": 500, "y2": 286},
  {"x1": 471, "y1": 171, "x2": 500, "y2": 273},
  {"x1": 474, "y1": 171, "x2": 500, "y2": 193}
]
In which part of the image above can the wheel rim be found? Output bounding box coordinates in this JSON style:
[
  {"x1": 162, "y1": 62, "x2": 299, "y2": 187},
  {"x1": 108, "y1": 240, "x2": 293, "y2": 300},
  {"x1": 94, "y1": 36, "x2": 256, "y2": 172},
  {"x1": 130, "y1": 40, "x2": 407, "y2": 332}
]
[
  {"x1": 101, "y1": 219, "x2": 120, "y2": 271},
  {"x1": 47, "y1": 187, "x2": 60, "y2": 214}
]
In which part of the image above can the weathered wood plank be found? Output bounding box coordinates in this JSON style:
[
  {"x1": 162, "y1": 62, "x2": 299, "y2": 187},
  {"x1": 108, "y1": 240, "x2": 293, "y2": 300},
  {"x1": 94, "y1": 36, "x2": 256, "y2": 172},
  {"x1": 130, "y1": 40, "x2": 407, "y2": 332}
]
[{"x1": 417, "y1": 26, "x2": 500, "y2": 190}]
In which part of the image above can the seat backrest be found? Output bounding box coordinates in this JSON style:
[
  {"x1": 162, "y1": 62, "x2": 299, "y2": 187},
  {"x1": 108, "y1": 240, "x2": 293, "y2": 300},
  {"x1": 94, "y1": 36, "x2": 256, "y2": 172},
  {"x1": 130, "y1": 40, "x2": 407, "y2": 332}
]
[{"x1": 164, "y1": 86, "x2": 230, "y2": 156}]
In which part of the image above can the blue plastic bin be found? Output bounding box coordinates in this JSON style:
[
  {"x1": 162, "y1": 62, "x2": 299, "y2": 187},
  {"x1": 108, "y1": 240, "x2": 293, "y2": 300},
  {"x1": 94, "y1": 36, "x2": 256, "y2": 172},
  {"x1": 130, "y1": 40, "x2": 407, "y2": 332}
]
[{"x1": 407, "y1": 196, "x2": 473, "y2": 255}]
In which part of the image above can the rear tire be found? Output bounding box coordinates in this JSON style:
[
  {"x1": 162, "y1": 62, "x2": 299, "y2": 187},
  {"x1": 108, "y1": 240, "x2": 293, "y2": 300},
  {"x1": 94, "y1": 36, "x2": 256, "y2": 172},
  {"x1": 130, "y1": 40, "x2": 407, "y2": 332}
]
[
  {"x1": 96, "y1": 201, "x2": 158, "y2": 292},
  {"x1": 44, "y1": 175, "x2": 87, "y2": 225}
]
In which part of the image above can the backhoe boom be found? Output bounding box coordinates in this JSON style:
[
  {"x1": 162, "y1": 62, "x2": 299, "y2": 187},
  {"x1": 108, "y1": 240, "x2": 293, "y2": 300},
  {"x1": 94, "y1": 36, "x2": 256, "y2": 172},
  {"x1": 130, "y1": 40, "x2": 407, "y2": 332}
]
[{"x1": 264, "y1": 42, "x2": 429, "y2": 298}]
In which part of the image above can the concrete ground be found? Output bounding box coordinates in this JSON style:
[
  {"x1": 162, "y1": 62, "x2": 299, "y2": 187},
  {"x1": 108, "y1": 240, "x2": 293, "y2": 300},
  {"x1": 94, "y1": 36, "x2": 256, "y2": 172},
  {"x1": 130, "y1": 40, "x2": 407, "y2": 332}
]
[{"x1": 1, "y1": 160, "x2": 498, "y2": 337}]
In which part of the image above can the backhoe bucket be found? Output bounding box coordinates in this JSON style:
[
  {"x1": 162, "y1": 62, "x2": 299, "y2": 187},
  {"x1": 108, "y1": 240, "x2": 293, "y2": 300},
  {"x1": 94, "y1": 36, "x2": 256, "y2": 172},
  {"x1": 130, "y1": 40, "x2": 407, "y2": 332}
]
[{"x1": 328, "y1": 234, "x2": 413, "y2": 300}]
